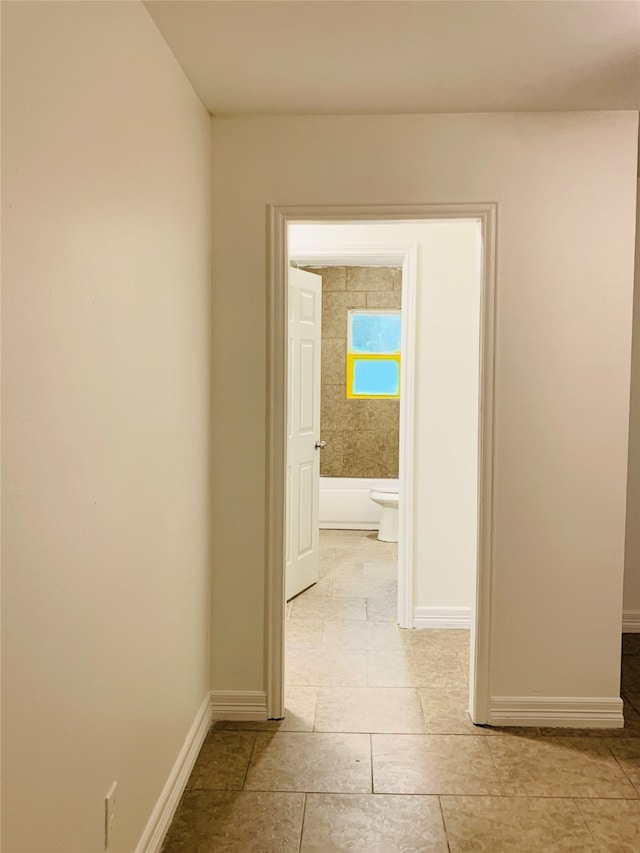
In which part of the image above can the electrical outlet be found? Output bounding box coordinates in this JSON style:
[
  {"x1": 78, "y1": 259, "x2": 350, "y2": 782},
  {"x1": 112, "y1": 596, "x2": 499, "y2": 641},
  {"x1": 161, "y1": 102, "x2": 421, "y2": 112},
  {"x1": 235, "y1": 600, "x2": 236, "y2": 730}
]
[{"x1": 104, "y1": 782, "x2": 117, "y2": 850}]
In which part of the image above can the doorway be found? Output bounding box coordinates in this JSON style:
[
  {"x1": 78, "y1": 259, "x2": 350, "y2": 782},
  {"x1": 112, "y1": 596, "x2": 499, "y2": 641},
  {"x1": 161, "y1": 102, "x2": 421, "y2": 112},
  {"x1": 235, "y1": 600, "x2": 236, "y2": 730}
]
[
  {"x1": 266, "y1": 204, "x2": 497, "y2": 725},
  {"x1": 287, "y1": 238, "x2": 418, "y2": 629}
]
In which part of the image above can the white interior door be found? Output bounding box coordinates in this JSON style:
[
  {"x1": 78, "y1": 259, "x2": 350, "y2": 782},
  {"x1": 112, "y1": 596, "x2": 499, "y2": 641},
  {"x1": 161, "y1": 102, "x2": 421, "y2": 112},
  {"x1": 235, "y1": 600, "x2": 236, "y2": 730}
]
[{"x1": 286, "y1": 266, "x2": 322, "y2": 600}]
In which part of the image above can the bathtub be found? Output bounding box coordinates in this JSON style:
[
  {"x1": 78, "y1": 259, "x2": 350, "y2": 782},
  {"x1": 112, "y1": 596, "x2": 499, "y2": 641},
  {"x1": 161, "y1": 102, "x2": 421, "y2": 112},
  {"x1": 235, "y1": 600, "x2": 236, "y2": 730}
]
[{"x1": 319, "y1": 476, "x2": 399, "y2": 530}]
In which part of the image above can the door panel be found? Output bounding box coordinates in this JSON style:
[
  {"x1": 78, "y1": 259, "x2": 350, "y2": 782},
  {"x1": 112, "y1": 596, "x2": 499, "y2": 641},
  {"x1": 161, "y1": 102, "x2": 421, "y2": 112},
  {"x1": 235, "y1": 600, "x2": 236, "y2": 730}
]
[
  {"x1": 286, "y1": 267, "x2": 322, "y2": 601},
  {"x1": 299, "y1": 341, "x2": 315, "y2": 432},
  {"x1": 298, "y1": 462, "x2": 314, "y2": 555}
]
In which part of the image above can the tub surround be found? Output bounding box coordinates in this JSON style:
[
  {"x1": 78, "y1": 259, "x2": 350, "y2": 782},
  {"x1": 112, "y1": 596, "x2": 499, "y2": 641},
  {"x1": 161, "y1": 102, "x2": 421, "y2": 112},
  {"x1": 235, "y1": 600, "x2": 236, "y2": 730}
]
[{"x1": 301, "y1": 265, "x2": 401, "y2": 480}]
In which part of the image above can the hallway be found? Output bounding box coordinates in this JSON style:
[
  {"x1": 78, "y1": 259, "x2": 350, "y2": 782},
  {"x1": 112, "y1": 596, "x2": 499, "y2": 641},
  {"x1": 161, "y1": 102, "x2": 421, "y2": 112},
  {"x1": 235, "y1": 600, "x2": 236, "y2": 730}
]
[{"x1": 163, "y1": 530, "x2": 640, "y2": 851}]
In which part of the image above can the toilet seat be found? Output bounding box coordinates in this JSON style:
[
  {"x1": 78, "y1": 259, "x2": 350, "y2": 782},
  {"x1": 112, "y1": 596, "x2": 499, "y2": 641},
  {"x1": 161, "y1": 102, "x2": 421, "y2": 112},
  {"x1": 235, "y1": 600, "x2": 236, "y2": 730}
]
[{"x1": 369, "y1": 489, "x2": 399, "y2": 504}]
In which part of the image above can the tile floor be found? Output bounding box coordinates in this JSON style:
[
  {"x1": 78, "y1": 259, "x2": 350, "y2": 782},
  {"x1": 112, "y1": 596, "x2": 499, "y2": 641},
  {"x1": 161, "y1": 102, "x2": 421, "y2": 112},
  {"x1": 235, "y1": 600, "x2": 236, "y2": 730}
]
[{"x1": 163, "y1": 529, "x2": 640, "y2": 852}]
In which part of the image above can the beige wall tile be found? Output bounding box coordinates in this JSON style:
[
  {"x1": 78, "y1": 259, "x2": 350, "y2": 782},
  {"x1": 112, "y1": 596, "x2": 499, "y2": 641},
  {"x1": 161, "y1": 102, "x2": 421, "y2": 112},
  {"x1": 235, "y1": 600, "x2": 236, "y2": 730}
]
[
  {"x1": 366, "y1": 291, "x2": 402, "y2": 309},
  {"x1": 363, "y1": 400, "x2": 400, "y2": 431},
  {"x1": 347, "y1": 266, "x2": 396, "y2": 291},
  {"x1": 322, "y1": 290, "x2": 367, "y2": 337},
  {"x1": 321, "y1": 338, "x2": 346, "y2": 385},
  {"x1": 316, "y1": 266, "x2": 402, "y2": 478},
  {"x1": 318, "y1": 429, "x2": 344, "y2": 477},
  {"x1": 341, "y1": 430, "x2": 399, "y2": 478},
  {"x1": 321, "y1": 386, "x2": 367, "y2": 431},
  {"x1": 306, "y1": 265, "x2": 347, "y2": 291}
]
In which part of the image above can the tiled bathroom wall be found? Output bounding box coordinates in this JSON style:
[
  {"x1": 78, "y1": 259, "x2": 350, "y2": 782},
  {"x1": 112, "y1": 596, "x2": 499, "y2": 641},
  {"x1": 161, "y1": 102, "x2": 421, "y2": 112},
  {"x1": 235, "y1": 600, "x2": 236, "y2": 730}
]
[{"x1": 301, "y1": 265, "x2": 402, "y2": 479}]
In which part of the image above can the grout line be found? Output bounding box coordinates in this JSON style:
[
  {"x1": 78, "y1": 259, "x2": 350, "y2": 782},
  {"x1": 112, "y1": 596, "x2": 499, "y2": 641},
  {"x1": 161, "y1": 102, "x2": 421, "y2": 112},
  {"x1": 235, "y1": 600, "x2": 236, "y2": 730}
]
[
  {"x1": 572, "y1": 797, "x2": 600, "y2": 847},
  {"x1": 607, "y1": 745, "x2": 640, "y2": 794},
  {"x1": 240, "y1": 733, "x2": 259, "y2": 790},
  {"x1": 437, "y1": 796, "x2": 453, "y2": 853},
  {"x1": 369, "y1": 733, "x2": 374, "y2": 794},
  {"x1": 297, "y1": 793, "x2": 308, "y2": 853},
  {"x1": 483, "y1": 733, "x2": 508, "y2": 797},
  {"x1": 209, "y1": 786, "x2": 640, "y2": 798}
]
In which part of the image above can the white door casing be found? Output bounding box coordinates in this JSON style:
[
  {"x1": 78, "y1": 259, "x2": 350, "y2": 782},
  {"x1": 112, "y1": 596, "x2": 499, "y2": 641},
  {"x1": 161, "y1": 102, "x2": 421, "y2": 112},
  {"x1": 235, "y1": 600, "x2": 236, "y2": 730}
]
[
  {"x1": 266, "y1": 204, "x2": 497, "y2": 724},
  {"x1": 286, "y1": 266, "x2": 322, "y2": 600}
]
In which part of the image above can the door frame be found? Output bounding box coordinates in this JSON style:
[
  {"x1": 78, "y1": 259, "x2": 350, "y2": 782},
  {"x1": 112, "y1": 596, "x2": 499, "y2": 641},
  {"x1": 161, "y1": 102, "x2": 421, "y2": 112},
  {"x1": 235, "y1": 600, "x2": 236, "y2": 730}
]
[
  {"x1": 265, "y1": 203, "x2": 498, "y2": 723},
  {"x1": 288, "y1": 241, "x2": 419, "y2": 631}
]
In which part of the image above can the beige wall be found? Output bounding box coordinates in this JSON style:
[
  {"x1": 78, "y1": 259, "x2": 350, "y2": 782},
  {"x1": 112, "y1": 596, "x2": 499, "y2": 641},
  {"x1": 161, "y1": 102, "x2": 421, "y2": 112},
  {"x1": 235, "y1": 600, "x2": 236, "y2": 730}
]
[
  {"x1": 1, "y1": 3, "x2": 211, "y2": 851},
  {"x1": 302, "y1": 265, "x2": 401, "y2": 480},
  {"x1": 211, "y1": 112, "x2": 638, "y2": 703},
  {"x1": 624, "y1": 179, "x2": 640, "y2": 624}
]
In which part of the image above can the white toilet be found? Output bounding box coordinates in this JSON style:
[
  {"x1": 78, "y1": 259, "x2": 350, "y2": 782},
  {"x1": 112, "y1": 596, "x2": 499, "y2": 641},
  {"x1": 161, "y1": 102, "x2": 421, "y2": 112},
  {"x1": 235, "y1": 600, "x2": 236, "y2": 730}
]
[{"x1": 369, "y1": 488, "x2": 399, "y2": 542}]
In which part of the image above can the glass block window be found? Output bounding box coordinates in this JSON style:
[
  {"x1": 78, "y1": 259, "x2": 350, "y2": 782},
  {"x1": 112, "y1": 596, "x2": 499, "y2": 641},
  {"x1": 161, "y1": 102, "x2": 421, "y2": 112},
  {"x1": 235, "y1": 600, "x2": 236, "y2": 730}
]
[{"x1": 347, "y1": 310, "x2": 401, "y2": 399}]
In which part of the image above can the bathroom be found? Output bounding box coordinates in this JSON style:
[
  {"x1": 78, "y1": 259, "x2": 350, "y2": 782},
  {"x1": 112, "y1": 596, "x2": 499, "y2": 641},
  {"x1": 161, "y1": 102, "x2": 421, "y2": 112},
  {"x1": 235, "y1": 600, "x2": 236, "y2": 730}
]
[
  {"x1": 289, "y1": 219, "x2": 482, "y2": 631},
  {"x1": 300, "y1": 262, "x2": 402, "y2": 542}
]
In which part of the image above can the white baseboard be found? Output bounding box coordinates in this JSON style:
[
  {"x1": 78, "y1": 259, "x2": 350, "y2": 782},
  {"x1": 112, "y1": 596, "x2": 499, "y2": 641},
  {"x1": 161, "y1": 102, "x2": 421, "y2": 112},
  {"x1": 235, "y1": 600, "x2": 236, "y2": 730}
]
[
  {"x1": 623, "y1": 610, "x2": 640, "y2": 633},
  {"x1": 135, "y1": 692, "x2": 213, "y2": 853},
  {"x1": 319, "y1": 522, "x2": 378, "y2": 530},
  {"x1": 489, "y1": 696, "x2": 624, "y2": 728},
  {"x1": 210, "y1": 690, "x2": 268, "y2": 721},
  {"x1": 413, "y1": 606, "x2": 471, "y2": 629}
]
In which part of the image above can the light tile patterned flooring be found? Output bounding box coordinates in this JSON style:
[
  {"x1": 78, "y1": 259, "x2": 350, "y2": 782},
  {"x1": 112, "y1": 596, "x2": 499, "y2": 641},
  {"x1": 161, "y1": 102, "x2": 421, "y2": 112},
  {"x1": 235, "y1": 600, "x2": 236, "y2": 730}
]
[{"x1": 163, "y1": 529, "x2": 640, "y2": 852}]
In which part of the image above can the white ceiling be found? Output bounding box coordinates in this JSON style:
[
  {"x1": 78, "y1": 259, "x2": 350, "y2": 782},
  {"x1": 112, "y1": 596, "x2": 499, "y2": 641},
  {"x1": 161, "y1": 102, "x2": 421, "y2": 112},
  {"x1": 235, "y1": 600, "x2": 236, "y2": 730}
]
[{"x1": 144, "y1": 0, "x2": 640, "y2": 115}]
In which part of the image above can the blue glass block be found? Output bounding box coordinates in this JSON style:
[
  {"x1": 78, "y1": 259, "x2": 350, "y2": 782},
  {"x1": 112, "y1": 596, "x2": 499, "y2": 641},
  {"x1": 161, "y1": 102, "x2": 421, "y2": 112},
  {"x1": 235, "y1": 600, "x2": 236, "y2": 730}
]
[
  {"x1": 351, "y1": 313, "x2": 401, "y2": 354},
  {"x1": 353, "y1": 358, "x2": 400, "y2": 396}
]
